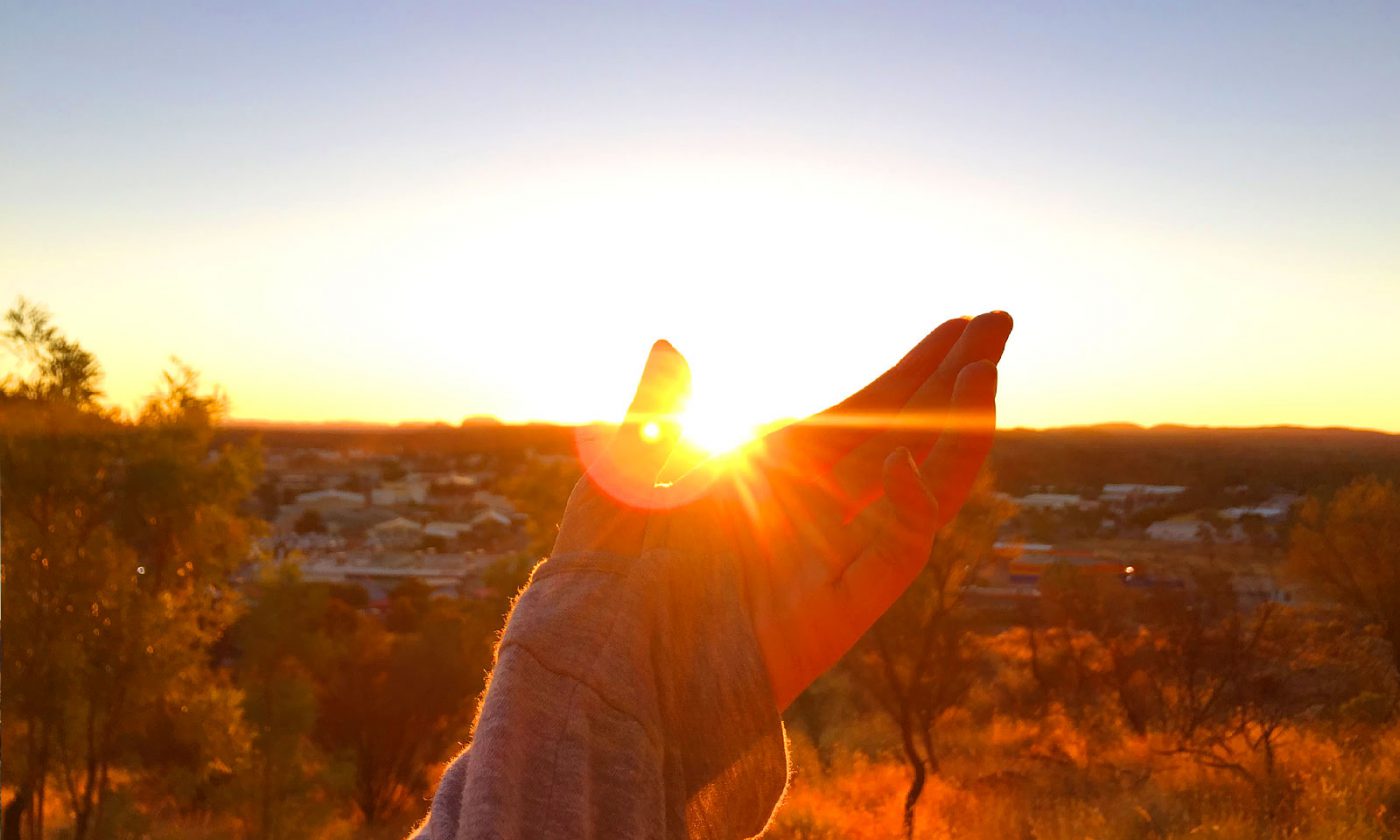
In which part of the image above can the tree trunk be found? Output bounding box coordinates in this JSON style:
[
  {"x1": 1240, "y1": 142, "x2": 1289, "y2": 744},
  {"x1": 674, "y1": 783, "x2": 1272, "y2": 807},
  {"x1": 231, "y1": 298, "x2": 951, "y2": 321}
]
[
  {"x1": 920, "y1": 727, "x2": 941, "y2": 776},
  {"x1": 3, "y1": 786, "x2": 31, "y2": 840},
  {"x1": 1386, "y1": 624, "x2": 1400, "y2": 679},
  {"x1": 900, "y1": 725, "x2": 925, "y2": 840}
]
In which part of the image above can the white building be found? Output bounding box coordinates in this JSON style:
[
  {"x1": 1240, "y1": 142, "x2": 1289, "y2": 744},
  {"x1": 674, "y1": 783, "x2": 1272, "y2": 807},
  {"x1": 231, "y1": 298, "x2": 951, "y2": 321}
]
[
  {"x1": 1145, "y1": 517, "x2": 1209, "y2": 542},
  {"x1": 470, "y1": 509, "x2": 514, "y2": 529},
  {"x1": 293, "y1": 489, "x2": 366, "y2": 511},
  {"x1": 1014, "y1": 493, "x2": 1091, "y2": 511},
  {"x1": 368, "y1": 517, "x2": 424, "y2": 550},
  {"x1": 473, "y1": 490, "x2": 520, "y2": 519},
  {"x1": 1232, "y1": 573, "x2": 1298, "y2": 607},
  {"x1": 430, "y1": 473, "x2": 479, "y2": 491},
  {"x1": 1220, "y1": 494, "x2": 1300, "y2": 523},
  {"x1": 424, "y1": 521, "x2": 478, "y2": 541},
  {"x1": 1103, "y1": 483, "x2": 1187, "y2": 499},
  {"x1": 1102, "y1": 484, "x2": 1187, "y2": 511},
  {"x1": 372, "y1": 478, "x2": 430, "y2": 507}
]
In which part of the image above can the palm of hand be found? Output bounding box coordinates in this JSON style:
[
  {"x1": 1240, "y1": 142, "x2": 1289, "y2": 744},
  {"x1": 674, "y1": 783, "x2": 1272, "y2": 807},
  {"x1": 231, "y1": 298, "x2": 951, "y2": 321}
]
[{"x1": 554, "y1": 312, "x2": 1012, "y2": 709}]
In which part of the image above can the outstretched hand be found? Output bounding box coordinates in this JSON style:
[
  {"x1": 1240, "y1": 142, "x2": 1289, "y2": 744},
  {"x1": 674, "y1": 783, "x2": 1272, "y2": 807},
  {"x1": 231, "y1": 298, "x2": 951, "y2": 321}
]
[{"x1": 554, "y1": 311, "x2": 1012, "y2": 709}]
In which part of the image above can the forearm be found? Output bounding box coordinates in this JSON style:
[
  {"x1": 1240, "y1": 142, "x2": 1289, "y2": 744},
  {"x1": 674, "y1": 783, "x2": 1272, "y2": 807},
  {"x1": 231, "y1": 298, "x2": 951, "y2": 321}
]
[{"x1": 413, "y1": 548, "x2": 787, "y2": 839}]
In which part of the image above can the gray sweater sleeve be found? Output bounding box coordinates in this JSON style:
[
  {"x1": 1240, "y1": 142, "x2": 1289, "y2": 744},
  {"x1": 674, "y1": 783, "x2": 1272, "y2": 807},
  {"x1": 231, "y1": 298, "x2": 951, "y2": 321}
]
[{"x1": 410, "y1": 546, "x2": 789, "y2": 839}]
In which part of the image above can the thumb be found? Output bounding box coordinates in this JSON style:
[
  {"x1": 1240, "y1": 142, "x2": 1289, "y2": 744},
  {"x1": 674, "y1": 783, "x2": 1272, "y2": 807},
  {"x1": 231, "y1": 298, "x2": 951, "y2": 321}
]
[{"x1": 590, "y1": 339, "x2": 691, "y2": 506}]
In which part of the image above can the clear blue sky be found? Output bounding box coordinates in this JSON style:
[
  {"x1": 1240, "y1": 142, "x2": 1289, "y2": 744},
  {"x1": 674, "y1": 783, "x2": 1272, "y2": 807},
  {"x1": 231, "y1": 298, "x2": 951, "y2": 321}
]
[{"x1": 4, "y1": 2, "x2": 1398, "y2": 430}]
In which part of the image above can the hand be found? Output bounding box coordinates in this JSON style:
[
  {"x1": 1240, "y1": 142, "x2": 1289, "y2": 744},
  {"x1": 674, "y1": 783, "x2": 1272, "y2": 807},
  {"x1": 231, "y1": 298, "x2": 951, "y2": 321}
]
[{"x1": 554, "y1": 311, "x2": 1012, "y2": 709}]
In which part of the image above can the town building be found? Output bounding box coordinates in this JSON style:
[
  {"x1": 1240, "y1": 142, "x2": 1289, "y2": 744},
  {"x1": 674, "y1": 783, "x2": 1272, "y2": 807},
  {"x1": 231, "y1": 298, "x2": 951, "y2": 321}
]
[{"x1": 293, "y1": 488, "x2": 367, "y2": 510}]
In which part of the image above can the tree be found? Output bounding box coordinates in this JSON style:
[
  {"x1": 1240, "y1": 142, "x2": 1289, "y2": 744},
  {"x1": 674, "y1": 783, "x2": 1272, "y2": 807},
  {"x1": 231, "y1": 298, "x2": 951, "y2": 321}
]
[
  {"x1": 843, "y1": 473, "x2": 1012, "y2": 839},
  {"x1": 1030, "y1": 563, "x2": 1158, "y2": 741},
  {"x1": 1137, "y1": 576, "x2": 1375, "y2": 821},
  {"x1": 232, "y1": 565, "x2": 342, "y2": 840},
  {"x1": 1031, "y1": 560, "x2": 1381, "y2": 823},
  {"x1": 311, "y1": 596, "x2": 494, "y2": 827},
  {"x1": 2, "y1": 298, "x2": 103, "y2": 406},
  {"x1": 496, "y1": 452, "x2": 581, "y2": 561},
  {"x1": 1, "y1": 302, "x2": 260, "y2": 839},
  {"x1": 1288, "y1": 475, "x2": 1400, "y2": 674}
]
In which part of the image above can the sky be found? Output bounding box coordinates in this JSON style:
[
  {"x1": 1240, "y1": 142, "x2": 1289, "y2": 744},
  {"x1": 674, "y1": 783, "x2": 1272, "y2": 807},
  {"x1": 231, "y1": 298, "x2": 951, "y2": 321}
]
[{"x1": 3, "y1": 2, "x2": 1398, "y2": 432}]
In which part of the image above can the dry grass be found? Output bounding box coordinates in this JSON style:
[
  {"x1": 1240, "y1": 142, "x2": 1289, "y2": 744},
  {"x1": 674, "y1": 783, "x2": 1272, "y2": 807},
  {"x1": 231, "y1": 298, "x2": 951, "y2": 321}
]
[{"x1": 767, "y1": 719, "x2": 1400, "y2": 839}]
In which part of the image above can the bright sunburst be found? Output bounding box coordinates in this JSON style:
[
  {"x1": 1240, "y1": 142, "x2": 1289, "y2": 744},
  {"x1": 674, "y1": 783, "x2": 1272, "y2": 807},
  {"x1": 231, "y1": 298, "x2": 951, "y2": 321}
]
[{"x1": 677, "y1": 403, "x2": 760, "y2": 457}]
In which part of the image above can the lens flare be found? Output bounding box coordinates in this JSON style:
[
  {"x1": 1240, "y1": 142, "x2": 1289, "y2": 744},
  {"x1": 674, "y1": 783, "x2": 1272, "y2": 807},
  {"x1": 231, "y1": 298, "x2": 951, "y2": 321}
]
[{"x1": 679, "y1": 404, "x2": 759, "y2": 456}]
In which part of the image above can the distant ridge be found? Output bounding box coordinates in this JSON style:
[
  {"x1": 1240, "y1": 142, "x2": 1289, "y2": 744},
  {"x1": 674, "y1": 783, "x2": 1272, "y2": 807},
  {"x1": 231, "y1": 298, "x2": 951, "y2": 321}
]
[
  {"x1": 218, "y1": 419, "x2": 1400, "y2": 493},
  {"x1": 227, "y1": 417, "x2": 564, "y2": 432},
  {"x1": 991, "y1": 424, "x2": 1400, "y2": 494},
  {"x1": 231, "y1": 417, "x2": 1398, "y2": 437},
  {"x1": 1003, "y1": 422, "x2": 1400, "y2": 437}
]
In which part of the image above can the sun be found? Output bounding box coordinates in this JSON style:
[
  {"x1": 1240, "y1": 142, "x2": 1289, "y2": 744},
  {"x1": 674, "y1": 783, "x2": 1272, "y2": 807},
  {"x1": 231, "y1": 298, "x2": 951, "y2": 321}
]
[{"x1": 677, "y1": 403, "x2": 760, "y2": 457}]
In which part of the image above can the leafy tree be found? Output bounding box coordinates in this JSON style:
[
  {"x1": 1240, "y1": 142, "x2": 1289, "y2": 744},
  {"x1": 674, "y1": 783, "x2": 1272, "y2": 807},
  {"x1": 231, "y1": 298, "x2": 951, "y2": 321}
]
[
  {"x1": 1138, "y1": 579, "x2": 1373, "y2": 820},
  {"x1": 844, "y1": 473, "x2": 1012, "y2": 839},
  {"x1": 312, "y1": 597, "x2": 493, "y2": 827},
  {"x1": 1032, "y1": 561, "x2": 1382, "y2": 823},
  {"x1": 1288, "y1": 475, "x2": 1400, "y2": 673},
  {"x1": 1030, "y1": 563, "x2": 1158, "y2": 741},
  {"x1": 232, "y1": 565, "x2": 342, "y2": 840},
  {"x1": 2, "y1": 298, "x2": 103, "y2": 406},
  {"x1": 1, "y1": 302, "x2": 260, "y2": 839},
  {"x1": 496, "y1": 453, "x2": 581, "y2": 561}
]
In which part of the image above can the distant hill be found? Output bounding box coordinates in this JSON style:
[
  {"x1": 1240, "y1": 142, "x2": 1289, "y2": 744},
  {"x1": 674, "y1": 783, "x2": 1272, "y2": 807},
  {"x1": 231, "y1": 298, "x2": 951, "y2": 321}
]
[
  {"x1": 219, "y1": 420, "x2": 577, "y2": 456},
  {"x1": 990, "y1": 424, "x2": 1400, "y2": 495},
  {"x1": 221, "y1": 419, "x2": 1400, "y2": 497}
]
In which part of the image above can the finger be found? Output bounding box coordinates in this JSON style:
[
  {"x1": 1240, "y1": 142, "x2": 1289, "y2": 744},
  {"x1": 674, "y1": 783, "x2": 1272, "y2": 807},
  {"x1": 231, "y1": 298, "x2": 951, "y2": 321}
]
[
  {"x1": 762, "y1": 317, "x2": 970, "y2": 468},
  {"x1": 919, "y1": 359, "x2": 998, "y2": 527},
  {"x1": 895, "y1": 310, "x2": 1011, "y2": 461},
  {"x1": 588, "y1": 340, "x2": 691, "y2": 505},
  {"x1": 610, "y1": 339, "x2": 690, "y2": 474},
  {"x1": 884, "y1": 446, "x2": 940, "y2": 534},
  {"x1": 810, "y1": 317, "x2": 972, "y2": 424},
  {"x1": 831, "y1": 448, "x2": 940, "y2": 626},
  {"x1": 830, "y1": 311, "x2": 1010, "y2": 508}
]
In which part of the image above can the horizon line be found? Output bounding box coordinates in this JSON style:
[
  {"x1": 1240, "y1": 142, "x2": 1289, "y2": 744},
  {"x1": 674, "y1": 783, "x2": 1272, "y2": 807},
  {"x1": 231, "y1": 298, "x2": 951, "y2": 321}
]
[{"x1": 221, "y1": 416, "x2": 1400, "y2": 437}]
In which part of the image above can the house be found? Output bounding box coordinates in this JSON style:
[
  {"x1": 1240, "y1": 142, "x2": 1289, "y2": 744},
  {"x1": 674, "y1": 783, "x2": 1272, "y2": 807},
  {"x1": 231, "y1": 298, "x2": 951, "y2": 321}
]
[
  {"x1": 424, "y1": 520, "x2": 478, "y2": 541},
  {"x1": 368, "y1": 517, "x2": 424, "y2": 550},
  {"x1": 1146, "y1": 517, "x2": 1210, "y2": 542},
  {"x1": 972, "y1": 542, "x2": 1129, "y2": 597},
  {"x1": 1220, "y1": 494, "x2": 1301, "y2": 523},
  {"x1": 473, "y1": 490, "x2": 520, "y2": 519},
  {"x1": 1101, "y1": 484, "x2": 1187, "y2": 512},
  {"x1": 293, "y1": 489, "x2": 366, "y2": 511},
  {"x1": 470, "y1": 508, "x2": 514, "y2": 529},
  {"x1": 372, "y1": 478, "x2": 430, "y2": 507},
  {"x1": 1014, "y1": 493, "x2": 1091, "y2": 511},
  {"x1": 320, "y1": 506, "x2": 398, "y2": 537},
  {"x1": 430, "y1": 473, "x2": 479, "y2": 492},
  {"x1": 1232, "y1": 573, "x2": 1298, "y2": 609}
]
